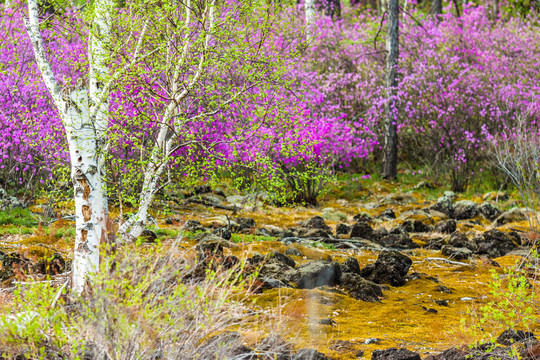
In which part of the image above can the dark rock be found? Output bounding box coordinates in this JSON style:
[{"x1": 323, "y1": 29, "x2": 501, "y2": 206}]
[
  {"x1": 236, "y1": 217, "x2": 256, "y2": 231},
  {"x1": 318, "y1": 318, "x2": 337, "y2": 326},
  {"x1": 389, "y1": 225, "x2": 408, "y2": 235},
  {"x1": 299, "y1": 228, "x2": 332, "y2": 239},
  {"x1": 359, "y1": 251, "x2": 412, "y2": 287},
  {"x1": 405, "y1": 272, "x2": 439, "y2": 282},
  {"x1": 140, "y1": 229, "x2": 158, "y2": 243},
  {"x1": 435, "y1": 220, "x2": 457, "y2": 234},
  {"x1": 479, "y1": 203, "x2": 501, "y2": 221},
  {"x1": 378, "y1": 209, "x2": 396, "y2": 219},
  {"x1": 340, "y1": 272, "x2": 383, "y2": 302},
  {"x1": 441, "y1": 245, "x2": 473, "y2": 260},
  {"x1": 497, "y1": 329, "x2": 536, "y2": 345},
  {"x1": 353, "y1": 213, "x2": 372, "y2": 222},
  {"x1": 299, "y1": 216, "x2": 331, "y2": 232},
  {"x1": 401, "y1": 220, "x2": 432, "y2": 233},
  {"x1": 434, "y1": 285, "x2": 453, "y2": 294},
  {"x1": 448, "y1": 233, "x2": 476, "y2": 251},
  {"x1": 377, "y1": 233, "x2": 418, "y2": 249},
  {"x1": 247, "y1": 255, "x2": 297, "y2": 289},
  {"x1": 374, "y1": 227, "x2": 389, "y2": 239},
  {"x1": 493, "y1": 208, "x2": 529, "y2": 226},
  {"x1": 430, "y1": 196, "x2": 455, "y2": 218},
  {"x1": 350, "y1": 222, "x2": 375, "y2": 240},
  {"x1": 371, "y1": 348, "x2": 421, "y2": 360},
  {"x1": 435, "y1": 299, "x2": 449, "y2": 307},
  {"x1": 341, "y1": 257, "x2": 361, "y2": 274},
  {"x1": 424, "y1": 348, "x2": 467, "y2": 360},
  {"x1": 268, "y1": 252, "x2": 296, "y2": 268},
  {"x1": 425, "y1": 308, "x2": 438, "y2": 314},
  {"x1": 292, "y1": 260, "x2": 341, "y2": 289},
  {"x1": 475, "y1": 229, "x2": 519, "y2": 258},
  {"x1": 213, "y1": 228, "x2": 232, "y2": 240},
  {"x1": 285, "y1": 247, "x2": 303, "y2": 257},
  {"x1": 184, "y1": 220, "x2": 206, "y2": 232},
  {"x1": 294, "y1": 349, "x2": 330, "y2": 360},
  {"x1": 336, "y1": 223, "x2": 351, "y2": 236},
  {"x1": 454, "y1": 200, "x2": 478, "y2": 220}
]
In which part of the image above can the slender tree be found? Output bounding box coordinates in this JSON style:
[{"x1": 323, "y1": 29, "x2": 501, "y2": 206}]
[
  {"x1": 381, "y1": 0, "x2": 399, "y2": 179},
  {"x1": 432, "y1": 0, "x2": 443, "y2": 16},
  {"x1": 24, "y1": 0, "x2": 114, "y2": 293}
]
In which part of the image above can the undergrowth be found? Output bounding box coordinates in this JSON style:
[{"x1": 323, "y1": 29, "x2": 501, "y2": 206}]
[{"x1": 0, "y1": 242, "x2": 286, "y2": 359}]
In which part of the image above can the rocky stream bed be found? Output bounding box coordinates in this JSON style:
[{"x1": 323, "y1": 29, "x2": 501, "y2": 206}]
[{"x1": 1, "y1": 182, "x2": 540, "y2": 360}]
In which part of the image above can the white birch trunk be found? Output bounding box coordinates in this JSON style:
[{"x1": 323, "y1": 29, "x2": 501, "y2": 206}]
[
  {"x1": 305, "y1": 0, "x2": 315, "y2": 39},
  {"x1": 25, "y1": 0, "x2": 112, "y2": 294},
  {"x1": 118, "y1": 0, "x2": 214, "y2": 242}
]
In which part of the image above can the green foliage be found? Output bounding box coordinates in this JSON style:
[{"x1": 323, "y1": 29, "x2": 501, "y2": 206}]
[
  {"x1": 0, "y1": 208, "x2": 38, "y2": 228},
  {"x1": 463, "y1": 250, "x2": 540, "y2": 344},
  {"x1": 0, "y1": 243, "x2": 273, "y2": 359}
]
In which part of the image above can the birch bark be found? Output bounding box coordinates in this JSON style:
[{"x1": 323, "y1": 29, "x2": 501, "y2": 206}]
[{"x1": 24, "y1": 0, "x2": 112, "y2": 293}]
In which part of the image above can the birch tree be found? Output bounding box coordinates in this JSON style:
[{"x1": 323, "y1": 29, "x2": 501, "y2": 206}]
[
  {"x1": 23, "y1": 0, "x2": 114, "y2": 293},
  {"x1": 22, "y1": 0, "x2": 299, "y2": 291}
]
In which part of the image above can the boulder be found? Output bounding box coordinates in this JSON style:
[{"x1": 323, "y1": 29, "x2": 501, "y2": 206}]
[
  {"x1": 434, "y1": 219, "x2": 457, "y2": 234},
  {"x1": 448, "y1": 233, "x2": 476, "y2": 251},
  {"x1": 336, "y1": 223, "x2": 351, "y2": 236},
  {"x1": 372, "y1": 348, "x2": 421, "y2": 360},
  {"x1": 378, "y1": 208, "x2": 397, "y2": 219},
  {"x1": 350, "y1": 221, "x2": 376, "y2": 240},
  {"x1": 424, "y1": 348, "x2": 467, "y2": 360},
  {"x1": 453, "y1": 200, "x2": 478, "y2": 220},
  {"x1": 294, "y1": 349, "x2": 330, "y2": 360},
  {"x1": 340, "y1": 272, "x2": 383, "y2": 302},
  {"x1": 267, "y1": 251, "x2": 296, "y2": 268},
  {"x1": 441, "y1": 245, "x2": 473, "y2": 260},
  {"x1": 377, "y1": 233, "x2": 419, "y2": 249},
  {"x1": 292, "y1": 260, "x2": 341, "y2": 289},
  {"x1": 285, "y1": 246, "x2": 303, "y2": 257},
  {"x1": 474, "y1": 229, "x2": 519, "y2": 258},
  {"x1": 478, "y1": 202, "x2": 501, "y2": 221},
  {"x1": 359, "y1": 251, "x2": 412, "y2": 287},
  {"x1": 401, "y1": 219, "x2": 433, "y2": 233},
  {"x1": 493, "y1": 208, "x2": 530, "y2": 226},
  {"x1": 299, "y1": 216, "x2": 332, "y2": 232},
  {"x1": 340, "y1": 257, "x2": 361, "y2": 274},
  {"x1": 496, "y1": 329, "x2": 536, "y2": 345},
  {"x1": 430, "y1": 196, "x2": 454, "y2": 217}
]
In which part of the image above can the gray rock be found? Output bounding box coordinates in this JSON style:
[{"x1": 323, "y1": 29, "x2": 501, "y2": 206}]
[
  {"x1": 474, "y1": 229, "x2": 519, "y2": 258},
  {"x1": 292, "y1": 260, "x2": 341, "y2": 289},
  {"x1": 285, "y1": 246, "x2": 303, "y2": 257},
  {"x1": 372, "y1": 348, "x2": 421, "y2": 360},
  {"x1": 434, "y1": 219, "x2": 457, "y2": 234},
  {"x1": 359, "y1": 251, "x2": 412, "y2": 287},
  {"x1": 430, "y1": 196, "x2": 455, "y2": 217},
  {"x1": 478, "y1": 202, "x2": 501, "y2": 221},
  {"x1": 453, "y1": 200, "x2": 478, "y2": 220},
  {"x1": 340, "y1": 257, "x2": 361, "y2": 274},
  {"x1": 340, "y1": 272, "x2": 383, "y2": 302},
  {"x1": 441, "y1": 245, "x2": 473, "y2": 260},
  {"x1": 493, "y1": 208, "x2": 530, "y2": 226},
  {"x1": 294, "y1": 349, "x2": 330, "y2": 360}
]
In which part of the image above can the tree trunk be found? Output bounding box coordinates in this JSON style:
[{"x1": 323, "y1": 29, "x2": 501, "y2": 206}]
[
  {"x1": 65, "y1": 90, "x2": 108, "y2": 294},
  {"x1": 381, "y1": 0, "x2": 399, "y2": 180},
  {"x1": 431, "y1": 0, "x2": 442, "y2": 16},
  {"x1": 305, "y1": 0, "x2": 315, "y2": 27},
  {"x1": 24, "y1": 0, "x2": 112, "y2": 294}
]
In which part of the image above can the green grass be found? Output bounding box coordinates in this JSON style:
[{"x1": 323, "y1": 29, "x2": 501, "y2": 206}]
[
  {"x1": 230, "y1": 233, "x2": 274, "y2": 243},
  {"x1": 0, "y1": 208, "x2": 38, "y2": 227},
  {"x1": 0, "y1": 225, "x2": 34, "y2": 236}
]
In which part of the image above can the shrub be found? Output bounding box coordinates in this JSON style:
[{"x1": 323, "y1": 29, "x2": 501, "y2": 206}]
[{"x1": 0, "y1": 241, "x2": 284, "y2": 359}]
